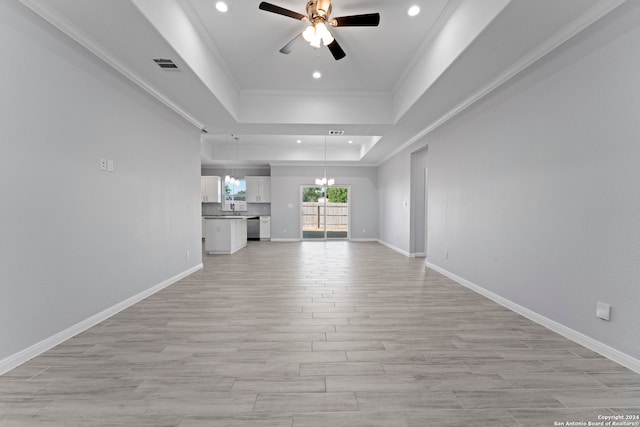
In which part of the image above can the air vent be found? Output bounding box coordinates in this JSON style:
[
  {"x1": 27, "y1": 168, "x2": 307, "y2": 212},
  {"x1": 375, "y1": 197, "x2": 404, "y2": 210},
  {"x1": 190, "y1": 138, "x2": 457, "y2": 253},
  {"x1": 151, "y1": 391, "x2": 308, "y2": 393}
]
[
  {"x1": 153, "y1": 58, "x2": 180, "y2": 71},
  {"x1": 328, "y1": 130, "x2": 344, "y2": 135}
]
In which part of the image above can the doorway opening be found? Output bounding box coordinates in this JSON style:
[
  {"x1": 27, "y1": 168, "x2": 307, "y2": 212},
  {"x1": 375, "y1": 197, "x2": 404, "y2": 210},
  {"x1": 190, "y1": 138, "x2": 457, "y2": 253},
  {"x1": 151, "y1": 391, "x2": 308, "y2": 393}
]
[
  {"x1": 424, "y1": 167, "x2": 428, "y2": 257},
  {"x1": 300, "y1": 186, "x2": 350, "y2": 240}
]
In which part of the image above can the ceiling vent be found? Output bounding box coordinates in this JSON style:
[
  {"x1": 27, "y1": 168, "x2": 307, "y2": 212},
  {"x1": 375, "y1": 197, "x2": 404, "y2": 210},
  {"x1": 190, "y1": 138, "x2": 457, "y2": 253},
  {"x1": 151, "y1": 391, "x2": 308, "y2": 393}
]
[
  {"x1": 153, "y1": 58, "x2": 180, "y2": 71},
  {"x1": 328, "y1": 130, "x2": 344, "y2": 135}
]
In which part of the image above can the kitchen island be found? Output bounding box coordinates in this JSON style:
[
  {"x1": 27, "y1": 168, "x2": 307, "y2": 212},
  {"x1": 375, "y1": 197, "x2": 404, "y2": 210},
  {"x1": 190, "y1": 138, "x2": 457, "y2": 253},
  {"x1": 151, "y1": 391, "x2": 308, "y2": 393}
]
[{"x1": 203, "y1": 216, "x2": 256, "y2": 255}]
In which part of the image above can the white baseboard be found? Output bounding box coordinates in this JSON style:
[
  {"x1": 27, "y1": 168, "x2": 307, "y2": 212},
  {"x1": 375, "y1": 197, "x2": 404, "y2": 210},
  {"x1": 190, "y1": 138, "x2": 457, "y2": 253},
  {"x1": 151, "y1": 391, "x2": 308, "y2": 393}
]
[
  {"x1": 378, "y1": 239, "x2": 411, "y2": 257},
  {"x1": 425, "y1": 262, "x2": 640, "y2": 374},
  {"x1": 0, "y1": 263, "x2": 203, "y2": 376},
  {"x1": 272, "y1": 238, "x2": 380, "y2": 243}
]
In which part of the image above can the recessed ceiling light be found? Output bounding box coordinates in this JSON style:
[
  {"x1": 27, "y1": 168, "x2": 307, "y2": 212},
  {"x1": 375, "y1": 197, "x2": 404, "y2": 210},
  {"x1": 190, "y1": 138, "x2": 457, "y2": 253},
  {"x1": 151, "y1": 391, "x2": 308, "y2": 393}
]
[
  {"x1": 296, "y1": 140, "x2": 302, "y2": 144},
  {"x1": 408, "y1": 5, "x2": 420, "y2": 16},
  {"x1": 348, "y1": 140, "x2": 353, "y2": 144},
  {"x1": 215, "y1": 1, "x2": 228, "y2": 13},
  {"x1": 313, "y1": 71, "x2": 322, "y2": 79}
]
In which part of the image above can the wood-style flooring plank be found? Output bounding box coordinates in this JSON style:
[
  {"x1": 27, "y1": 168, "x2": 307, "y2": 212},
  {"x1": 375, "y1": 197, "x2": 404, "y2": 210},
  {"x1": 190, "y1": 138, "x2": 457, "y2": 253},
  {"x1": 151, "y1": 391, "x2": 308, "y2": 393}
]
[{"x1": 1, "y1": 241, "x2": 639, "y2": 426}]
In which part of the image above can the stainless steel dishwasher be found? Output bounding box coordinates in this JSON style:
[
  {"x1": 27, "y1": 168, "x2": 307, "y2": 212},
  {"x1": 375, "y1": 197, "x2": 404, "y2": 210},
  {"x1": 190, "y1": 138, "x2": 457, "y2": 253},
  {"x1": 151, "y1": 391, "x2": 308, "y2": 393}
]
[{"x1": 247, "y1": 217, "x2": 260, "y2": 240}]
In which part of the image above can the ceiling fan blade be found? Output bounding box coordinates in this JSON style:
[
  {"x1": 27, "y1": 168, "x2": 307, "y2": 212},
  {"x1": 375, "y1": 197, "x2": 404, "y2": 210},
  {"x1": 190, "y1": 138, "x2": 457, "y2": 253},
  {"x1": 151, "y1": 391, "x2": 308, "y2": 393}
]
[
  {"x1": 279, "y1": 34, "x2": 302, "y2": 54},
  {"x1": 327, "y1": 38, "x2": 346, "y2": 60},
  {"x1": 258, "y1": 2, "x2": 306, "y2": 21},
  {"x1": 332, "y1": 13, "x2": 380, "y2": 27}
]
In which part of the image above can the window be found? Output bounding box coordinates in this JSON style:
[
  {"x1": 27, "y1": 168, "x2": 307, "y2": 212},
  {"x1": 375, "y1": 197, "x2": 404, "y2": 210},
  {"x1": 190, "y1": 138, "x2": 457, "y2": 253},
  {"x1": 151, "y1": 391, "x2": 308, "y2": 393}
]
[
  {"x1": 223, "y1": 179, "x2": 246, "y2": 211},
  {"x1": 225, "y1": 179, "x2": 246, "y2": 200}
]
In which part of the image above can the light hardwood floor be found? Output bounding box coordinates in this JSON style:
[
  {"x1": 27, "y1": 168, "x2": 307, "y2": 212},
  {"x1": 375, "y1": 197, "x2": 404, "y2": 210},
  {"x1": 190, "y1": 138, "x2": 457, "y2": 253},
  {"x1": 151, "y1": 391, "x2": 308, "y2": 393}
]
[{"x1": 1, "y1": 241, "x2": 639, "y2": 426}]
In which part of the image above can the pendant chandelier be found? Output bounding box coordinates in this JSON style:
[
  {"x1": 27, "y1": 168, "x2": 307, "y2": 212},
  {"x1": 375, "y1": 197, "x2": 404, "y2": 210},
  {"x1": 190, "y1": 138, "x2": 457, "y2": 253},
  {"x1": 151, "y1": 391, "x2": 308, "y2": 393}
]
[
  {"x1": 316, "y1": 136, "x2": 335, "y2": 187},
  {"x1": 224, "y1": 135, "x2": 240, "y2": 187},
  {"x1": 224, "y1": 173, "x2": 240, "y2": 187}
]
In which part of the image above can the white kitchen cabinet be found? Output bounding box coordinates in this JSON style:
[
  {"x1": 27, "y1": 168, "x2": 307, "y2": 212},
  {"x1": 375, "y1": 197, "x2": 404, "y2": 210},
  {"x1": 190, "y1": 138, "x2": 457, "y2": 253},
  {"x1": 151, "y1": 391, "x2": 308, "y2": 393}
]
[
  {"x1": 245, "y1": 176, "x2": 271, "y2": 203},
  {"x1": 204, "y1": 217, "x2": 247, "y2": 254},
  {"x1": 259, "y1": 216, "x2": 271, "y2": 239},
  {"x1": 201, "y1": 176, "x2": 221, "y2": 203}
]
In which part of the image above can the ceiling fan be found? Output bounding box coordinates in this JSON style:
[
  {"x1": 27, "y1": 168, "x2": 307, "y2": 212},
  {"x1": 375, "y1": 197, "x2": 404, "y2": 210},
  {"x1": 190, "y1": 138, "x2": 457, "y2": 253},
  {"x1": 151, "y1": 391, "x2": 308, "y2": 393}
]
[{"x1": 258, "y1": 0, "x2": 380, "y2": 60}]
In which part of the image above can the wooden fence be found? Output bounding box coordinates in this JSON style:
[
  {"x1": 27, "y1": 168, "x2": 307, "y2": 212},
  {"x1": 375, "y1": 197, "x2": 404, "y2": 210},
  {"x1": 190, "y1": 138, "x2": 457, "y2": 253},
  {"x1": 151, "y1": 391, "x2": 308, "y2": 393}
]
[{"x1": 302, "y1": 202, "x2": 348, "y2": 231}]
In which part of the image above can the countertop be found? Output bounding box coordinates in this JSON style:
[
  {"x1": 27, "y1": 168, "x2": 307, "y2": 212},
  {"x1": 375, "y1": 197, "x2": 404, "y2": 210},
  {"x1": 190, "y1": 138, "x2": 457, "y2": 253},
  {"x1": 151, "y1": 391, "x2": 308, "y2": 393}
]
[{"x1": 203, "y1": 215, "x2": 259, "y2": 219}]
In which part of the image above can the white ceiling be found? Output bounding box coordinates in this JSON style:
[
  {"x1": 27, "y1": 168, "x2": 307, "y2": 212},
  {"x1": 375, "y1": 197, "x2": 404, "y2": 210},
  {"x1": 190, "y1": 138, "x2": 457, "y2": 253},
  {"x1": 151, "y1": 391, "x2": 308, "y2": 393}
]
[
  {"x1": 189, "y1": 0, "x2": 449, "y2": 92},
  {"x1": 21, "y1": 0, "x2": 624, "y2": 167}
]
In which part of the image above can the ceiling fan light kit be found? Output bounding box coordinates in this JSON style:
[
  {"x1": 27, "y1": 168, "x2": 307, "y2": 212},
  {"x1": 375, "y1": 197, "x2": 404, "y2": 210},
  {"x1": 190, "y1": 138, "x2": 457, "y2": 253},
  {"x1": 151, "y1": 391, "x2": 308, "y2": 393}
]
[
  {"x1": 258, "y1": 0, "x2": 380, "y2": 60},
  {"x1": 302, "y1": 21, "x2": 334, "y2": 47}
]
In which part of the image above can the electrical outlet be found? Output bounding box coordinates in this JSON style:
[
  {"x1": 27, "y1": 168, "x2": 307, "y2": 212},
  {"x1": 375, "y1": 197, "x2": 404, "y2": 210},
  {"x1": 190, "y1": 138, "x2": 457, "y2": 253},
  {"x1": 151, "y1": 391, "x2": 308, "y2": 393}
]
[
  {"x1": 362, "y1": 228, "x2": 366, "y2": 234},
  {"x1": 445, "y1": 250, "x2": 449, "y2": 259},
  {"x1": 596, "y1": 302, "x2": 611, "y2": 321},
  {"x1": 186, "y1": 249, "x2": 190, "y2": 259},
  {"x1": 99, "y1": 158, "x2": 107, "y2": 171}
]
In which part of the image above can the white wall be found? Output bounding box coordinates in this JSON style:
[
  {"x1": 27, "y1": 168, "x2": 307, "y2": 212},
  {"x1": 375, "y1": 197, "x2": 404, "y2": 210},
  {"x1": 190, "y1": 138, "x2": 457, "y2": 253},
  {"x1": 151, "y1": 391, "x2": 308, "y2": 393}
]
[
  {"x1": 410, "y1": 147, "x2": 429, "y2": 256},
  {"x1": 377, "y1": 143, "x2": 429, "y2": 257},
  {"x1": 380, "y1": 1, "x2": 640, "y2": 362},
  {"x1": 378, "y1": 147, "x2": 413, "y2": 254},
  {"x1": 0, "y1": 2, "x2": 202, "y2": 365},
  {"x1": 270, "y1": 165, "x2": 378, "y2": 240}
]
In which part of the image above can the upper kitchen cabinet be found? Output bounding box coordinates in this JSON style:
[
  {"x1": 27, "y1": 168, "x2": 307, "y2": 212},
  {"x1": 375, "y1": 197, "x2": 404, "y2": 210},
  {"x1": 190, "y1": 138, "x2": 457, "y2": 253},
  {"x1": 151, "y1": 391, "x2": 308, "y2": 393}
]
[
  {"x1": 201, "y1": 176, "x2": 221, "y2": 203},
  {"x1": 246, "y1": 176, "x2": 271, "y2": 203}
]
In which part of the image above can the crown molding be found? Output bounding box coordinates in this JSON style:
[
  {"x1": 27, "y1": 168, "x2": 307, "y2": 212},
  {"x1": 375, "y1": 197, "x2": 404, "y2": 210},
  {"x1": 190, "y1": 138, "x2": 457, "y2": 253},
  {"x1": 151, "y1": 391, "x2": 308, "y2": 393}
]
[
  {"x1": 19, "y1": 0, "x2": 204, "y2": 130},
  {"x1": 268, "y1": 162, "x2": 377, "y2": 168},
  {"x1": 177, "y1": 0, "x2": 241, "y2": 94},
  {"x1": 240, "y1": 89, "x2": 392, "y2": 98},
  {"x1": 392, "y1": 0, "x2": 464, "y2": 96},
  {"x1": 378, "y1": 0, "x2": 629, "y2": 167}
]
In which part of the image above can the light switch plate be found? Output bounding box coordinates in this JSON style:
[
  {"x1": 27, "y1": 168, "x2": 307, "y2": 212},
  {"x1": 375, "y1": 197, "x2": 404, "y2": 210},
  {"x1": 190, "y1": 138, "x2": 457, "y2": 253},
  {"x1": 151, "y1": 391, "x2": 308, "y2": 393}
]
[
  {"x1": 596, "y1": 302, "x2": 611, "y2": 321},
  {"x1": 107, "y1": 160, "x2": 114, "y2": 172}
]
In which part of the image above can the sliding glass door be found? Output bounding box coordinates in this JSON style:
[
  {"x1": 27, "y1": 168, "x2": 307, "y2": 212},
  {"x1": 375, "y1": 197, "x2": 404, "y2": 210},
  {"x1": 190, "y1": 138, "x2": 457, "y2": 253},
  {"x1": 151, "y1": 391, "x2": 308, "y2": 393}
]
[{"x1": 301, "y1": 186, "x2": 349, "y2": 240}]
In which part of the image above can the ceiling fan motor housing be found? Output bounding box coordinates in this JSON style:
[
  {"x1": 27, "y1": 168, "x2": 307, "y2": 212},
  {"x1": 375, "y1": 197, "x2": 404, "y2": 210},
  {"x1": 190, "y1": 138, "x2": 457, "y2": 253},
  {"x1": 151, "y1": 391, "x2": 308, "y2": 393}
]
[{"x1": 306, "y1": 0, "x2": 332, "y2": 22}]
